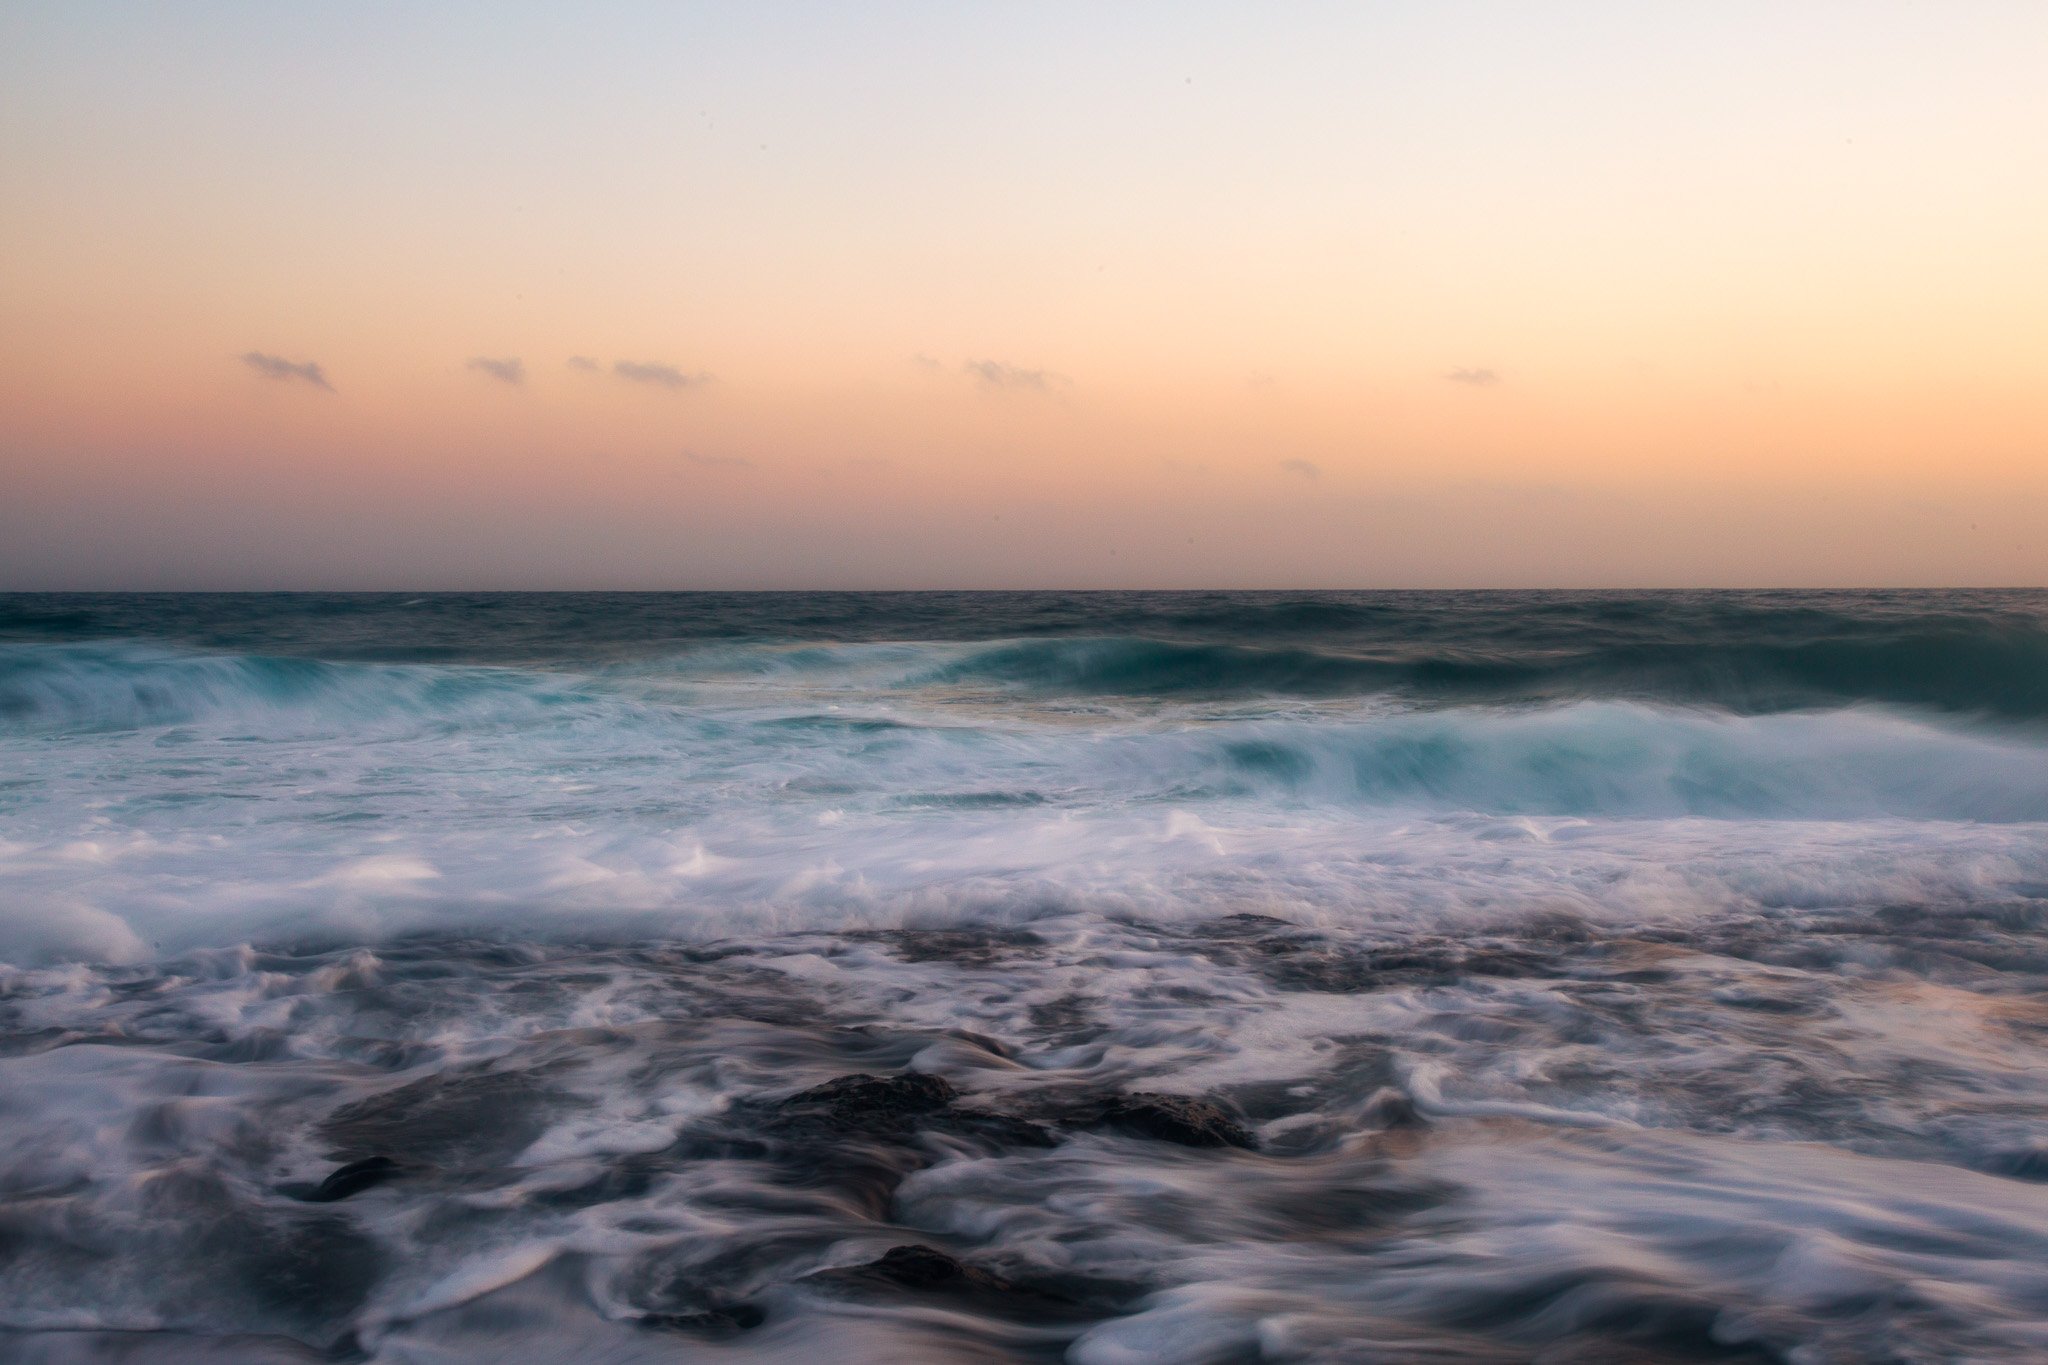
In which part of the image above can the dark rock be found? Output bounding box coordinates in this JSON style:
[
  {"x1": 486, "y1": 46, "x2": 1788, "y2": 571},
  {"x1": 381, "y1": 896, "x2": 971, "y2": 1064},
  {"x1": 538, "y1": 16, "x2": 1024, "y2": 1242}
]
[
  {"x1": 803, "y1": 1241, "x2": 1143, "y2": 1324},
  {"x1": 141, "y1": 1167, "x2": 380, "y2": 1343},
  {"x1": 303, "y1": 1155, "x2": 405, "y2": 1203},
  {"x1": 1194, "y1": 913, "x2": 1294, "y2": 939},
  {"x1": 734, "y1": 1072, "x2": 970, "y2": 1220},
  {"x1": 1027, "y1": 994, "x2": 1095, "y2": 1040},
  {"x1": 764, "y1": 1072, "x2": 957, "y2": 1138},
  {"x1": 854, "y1": 1243, "x2": 1017, "y2": 1294},
  {"x1": 320, "y1": 1065, "x2": 560, "y2": 1168},
  {"x1": 639, "y1": 1302, "x2": 765, "y2": 1334},
  {"x1": 227, "y1": 1213, "x2": 383, "y2": 1331},
  {"x1": 702, "y1": 1071, "x2": 1057, "y2": 1220},
  {"x1": 1096, "y1": 1093, "x2": 1255, "y2": 1149},
  {"x1": 855, "y1": 927, "x2": 1046, "y2": 966},
  {"x1": 805, "y1": 1243, "x2": 1089, "y2": 1320},
  {"x1": 758, "y1": 1071, "x2": 1056, "y2": 1151},
  {"x1": 1221, "y1": 930, "x2": 1563, "y2": 995}
]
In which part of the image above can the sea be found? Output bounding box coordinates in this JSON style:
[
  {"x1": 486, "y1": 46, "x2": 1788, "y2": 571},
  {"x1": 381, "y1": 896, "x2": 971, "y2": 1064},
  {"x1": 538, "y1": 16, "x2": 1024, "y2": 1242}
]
[{"x1": 2, "y1": 589, "x2": 2046, "y2": 1362}]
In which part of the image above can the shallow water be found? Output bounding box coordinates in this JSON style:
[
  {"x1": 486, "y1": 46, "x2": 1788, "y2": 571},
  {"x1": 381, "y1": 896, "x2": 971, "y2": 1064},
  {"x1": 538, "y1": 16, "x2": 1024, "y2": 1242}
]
[{"x1": 2, "y1": 591, "x2": 2046, "y2": 1361}]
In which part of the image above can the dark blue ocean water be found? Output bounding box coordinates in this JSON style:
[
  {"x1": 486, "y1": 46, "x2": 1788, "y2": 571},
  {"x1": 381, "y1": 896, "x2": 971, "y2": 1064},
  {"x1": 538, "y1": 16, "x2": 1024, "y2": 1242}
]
[
  {"x1": 2, "y1": 591, "x2": 2046, "y2": 1361},
  {"x1": 8, "y1": 588, "x2": 2048, "y2": 713}
]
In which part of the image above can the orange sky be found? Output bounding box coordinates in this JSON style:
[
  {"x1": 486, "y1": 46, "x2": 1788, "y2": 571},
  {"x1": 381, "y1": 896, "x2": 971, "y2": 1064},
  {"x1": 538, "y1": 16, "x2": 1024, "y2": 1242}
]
[{"x1": 2, "y1": 2, "x2": 2044, "y2": 587}]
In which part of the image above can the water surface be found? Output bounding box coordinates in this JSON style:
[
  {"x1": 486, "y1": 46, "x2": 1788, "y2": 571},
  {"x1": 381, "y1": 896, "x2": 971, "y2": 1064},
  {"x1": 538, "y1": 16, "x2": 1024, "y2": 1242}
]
[{"x1": 3, "y1": 591, "x2": 2046, "y2": 1361}]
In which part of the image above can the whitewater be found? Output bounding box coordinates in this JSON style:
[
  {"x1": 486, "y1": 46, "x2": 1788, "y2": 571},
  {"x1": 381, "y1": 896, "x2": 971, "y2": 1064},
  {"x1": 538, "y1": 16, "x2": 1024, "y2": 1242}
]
[{"x1": 2, "y1": 590, "x2": 2046, "y2": 1362}]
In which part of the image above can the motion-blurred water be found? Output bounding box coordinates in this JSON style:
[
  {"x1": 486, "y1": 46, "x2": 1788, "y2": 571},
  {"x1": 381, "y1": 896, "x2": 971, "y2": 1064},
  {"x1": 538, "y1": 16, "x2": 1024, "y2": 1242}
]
[{"x1": 3, "y1": 591, "x2": 2046, "y2": 1361}]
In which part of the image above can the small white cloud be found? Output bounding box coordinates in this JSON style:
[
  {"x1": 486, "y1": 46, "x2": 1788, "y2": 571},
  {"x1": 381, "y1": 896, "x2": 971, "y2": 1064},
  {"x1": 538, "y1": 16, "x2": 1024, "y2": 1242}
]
[
  {"x1": 615, "y1": 360, "x2": 707, "y2": 389},
  {"x1": 240, "y1": 352, "x2": 333, "y2": 390},
  {"x1": 964, "y1": 359, "x2": 1059, "y2": 391},
  {"x1": 466, "y1": 357, "x2": 524, "y2": 386}
]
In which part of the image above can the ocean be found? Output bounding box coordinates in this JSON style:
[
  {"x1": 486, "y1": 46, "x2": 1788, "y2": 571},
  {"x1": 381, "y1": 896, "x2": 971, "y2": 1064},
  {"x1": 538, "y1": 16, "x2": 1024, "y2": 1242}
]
[{"x1": 2, "y1": 590, "x2": 2046, "y2": 1361}]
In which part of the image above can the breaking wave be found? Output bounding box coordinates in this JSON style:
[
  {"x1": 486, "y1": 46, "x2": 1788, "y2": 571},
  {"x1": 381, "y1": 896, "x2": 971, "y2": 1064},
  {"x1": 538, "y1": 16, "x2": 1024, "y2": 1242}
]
[{"x1": 4, "y1": 592, "x2": 2048, "y2": 1361}]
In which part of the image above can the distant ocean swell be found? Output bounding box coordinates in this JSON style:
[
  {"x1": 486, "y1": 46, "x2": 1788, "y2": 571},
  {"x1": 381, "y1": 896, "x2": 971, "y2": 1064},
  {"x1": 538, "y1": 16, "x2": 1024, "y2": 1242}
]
[{"x1": 7, "y1": 588, "x2": 2048, "y2": 714}]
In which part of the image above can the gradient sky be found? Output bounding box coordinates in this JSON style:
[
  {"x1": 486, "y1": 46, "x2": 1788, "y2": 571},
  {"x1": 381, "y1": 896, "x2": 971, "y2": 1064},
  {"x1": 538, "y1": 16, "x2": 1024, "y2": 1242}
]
[{"x1": 2, "y1": 1, "x2": 2044, "y2": 588}]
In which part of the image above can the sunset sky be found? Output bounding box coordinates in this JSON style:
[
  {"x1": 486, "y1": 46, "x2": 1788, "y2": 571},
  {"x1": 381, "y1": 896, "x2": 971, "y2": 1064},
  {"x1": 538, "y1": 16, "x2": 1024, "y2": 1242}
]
[{"x1": 3, "y1": 1, "x2": 2044, "y2": 588}]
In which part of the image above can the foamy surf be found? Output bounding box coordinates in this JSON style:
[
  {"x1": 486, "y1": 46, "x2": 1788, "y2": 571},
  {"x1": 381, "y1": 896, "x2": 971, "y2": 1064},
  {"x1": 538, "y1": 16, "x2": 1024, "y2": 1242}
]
[{"x1": 2, "y1": 591, "x2": 2046, "y2": 1361}]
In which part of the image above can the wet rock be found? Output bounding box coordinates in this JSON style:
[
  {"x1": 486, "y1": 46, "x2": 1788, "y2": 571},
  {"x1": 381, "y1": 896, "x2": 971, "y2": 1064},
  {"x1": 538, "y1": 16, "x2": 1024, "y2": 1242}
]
[
  {"x1": 764, "y1": 1072, "x2": 957, "y2": 1138},
  {"x1": 1096, "y1": 1093, "x2": 1255, "y2": 1149},
  {"x1": 1027, "y1": 994, "x2": 1095, "y2": 1040},
  {"x1": 856, "y1": 927, "x2": 1047, "y2": 966},
  {"x1": 805, "y1": 1243, "x2": 1089, "y2": 1319},
  {"x1": 843, "y1": 1243, "x2": 1018, "y2": 1294},
  {"x1": 638, "y1": 1302, "x2": 765, "y2": 1334},
  {"x1": 227, "y1": 1214, "x2": 382, "y2": 1334},
  {"x1": 135, "y1": 1167, "x2": 381, "y2": 1342},
  {"x1": 1193, "y1": 913, "x2": 1294, "y2": 940},
  {"x1": 758, "y1": 1070, "x2": 1056, "y2": 1150},
  {"x1": 302, "y1": 1155, "x2": 405, "y2": 1203},
  {"x1": 694, "y1": 1071, "x2": 1058, "y2": 1221},
  {"x1": 319, "y1": 1065, "x2": 561, "y2": 1168},
  {"x1": 1216, "y1": 928, "x2": 1563, "y2": 995}
]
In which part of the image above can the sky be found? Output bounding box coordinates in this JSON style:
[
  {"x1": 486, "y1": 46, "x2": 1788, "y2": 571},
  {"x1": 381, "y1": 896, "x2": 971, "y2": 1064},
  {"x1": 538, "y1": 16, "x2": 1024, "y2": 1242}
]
[{"x1": 2, "y1": 1, "x2": 2044, "y2": 589}]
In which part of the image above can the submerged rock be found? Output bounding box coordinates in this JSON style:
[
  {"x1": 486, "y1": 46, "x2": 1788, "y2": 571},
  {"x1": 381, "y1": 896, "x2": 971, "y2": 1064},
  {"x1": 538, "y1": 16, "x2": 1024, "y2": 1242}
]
[
  {"x1": 1095, "y1": 1093, "x2": 1255, "y2": 1149},
  {"x1": 758, "y1": 1071, "x2": 1054, "y2": 1149},
  {"x1": 690, "y1": 1070, "x2": 1058, "y2": 1221},
  {"x1": 767, "y1": 1072, "x2": 958, "y2": 1136},
  {"x1": 841, "y1": 1243, "x2": 1018, "y2": 1294},
  {"x1": 638, "y1": 1302, "x2": 765, "y2": 1334},
  {"x1": 805, "y1": 1242, "x2": 1089, "y2": 1319},
  {"x1": 319, "y1": 1065, "x2": 560, "y2": 1168},
  {"x1": 302, "y1": 1155, "x2": 406, "y2": 1203}
]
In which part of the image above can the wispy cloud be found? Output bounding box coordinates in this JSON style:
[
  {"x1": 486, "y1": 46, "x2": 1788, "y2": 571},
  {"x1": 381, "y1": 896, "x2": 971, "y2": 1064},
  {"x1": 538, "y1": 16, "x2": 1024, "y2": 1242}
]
[
  {"x1": 964, "y1": 359, "x2": 1057, "y2": 391},
  {"x1": 1280, "y1": 458, "x2": 1321, "y2": 479},
  {"x1": 614, "y1": 360, "x2": 706, "y2": 389},
  {"x1": 910, "y1": 353, "x2": 944, "y2": 372},
  {"x1": 567, "y1": 355, "x2": 600, "y2": 372},
  {"x1": 682, "y1": 449, "x2": 753, "y2": 469},
  {"x1": 466, "y1": 357, "x2": 524, "y2": 386},
  {"x1": 1447, "y1": 367, "x2": 1501, "y2": 387},
  {"x1": 240, "y1": 352, "x2": 332, "y2": 390}
]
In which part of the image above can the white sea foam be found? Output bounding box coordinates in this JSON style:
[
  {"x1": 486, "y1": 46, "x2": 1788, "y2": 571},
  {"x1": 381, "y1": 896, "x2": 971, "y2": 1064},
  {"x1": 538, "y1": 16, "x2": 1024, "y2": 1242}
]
[{"x1": 3, "y1": 643, "x2": 2047, "y2": 963}]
